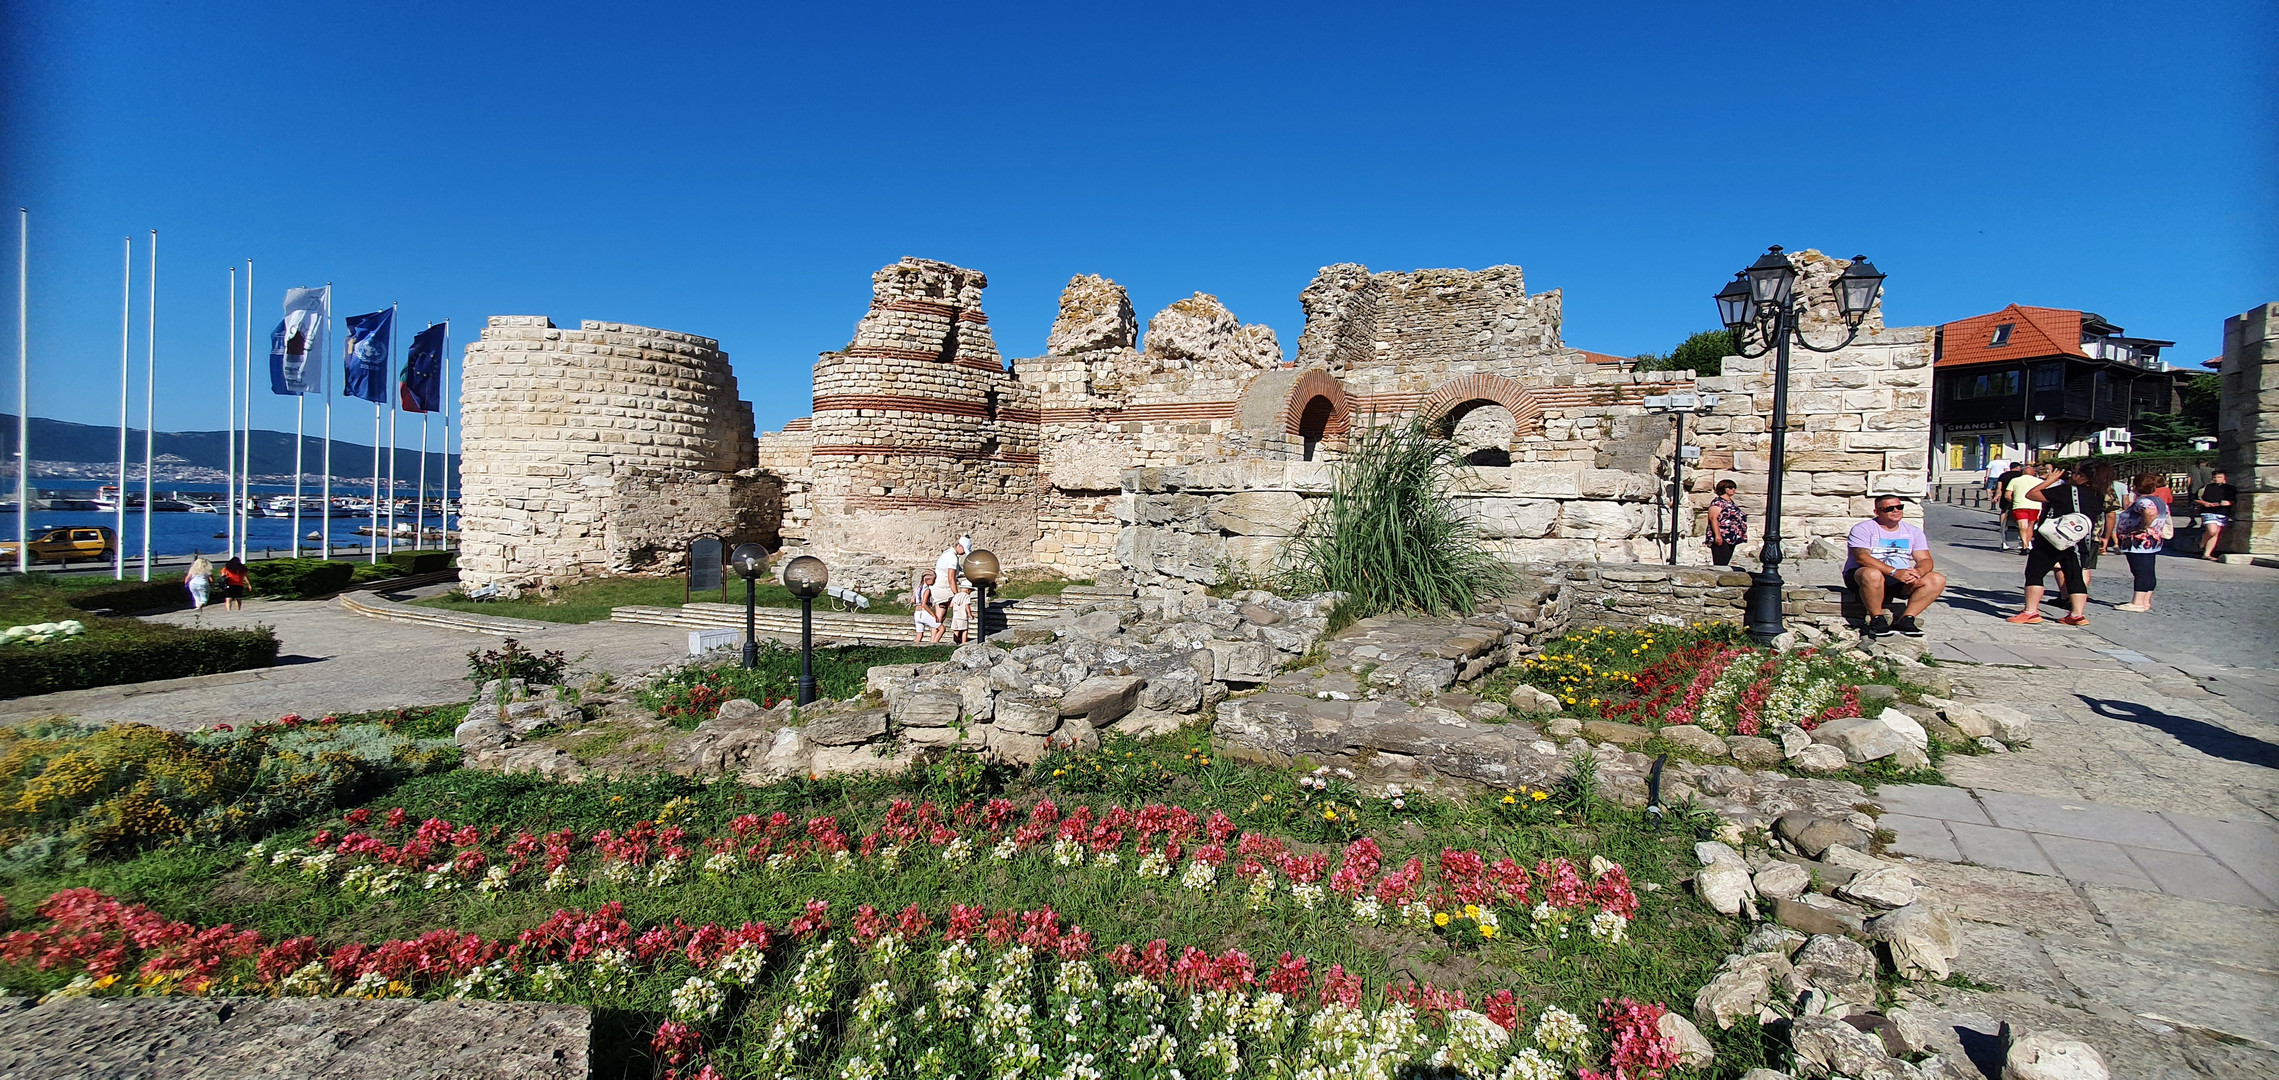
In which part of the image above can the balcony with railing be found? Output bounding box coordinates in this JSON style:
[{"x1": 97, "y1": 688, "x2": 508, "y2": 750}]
[{"x1": 2080, "y1": 337, "x2": 2161, "y2": 369}]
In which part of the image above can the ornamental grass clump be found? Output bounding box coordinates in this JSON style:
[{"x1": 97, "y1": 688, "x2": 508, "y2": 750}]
[{"x1": 1287, "y1": 415, "x2": 1508, "y2": 617}]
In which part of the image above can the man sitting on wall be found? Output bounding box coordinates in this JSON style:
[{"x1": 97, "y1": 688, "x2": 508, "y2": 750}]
[{"x1": 1844, "y1": 496, "x2": 1949, "y2": 638}]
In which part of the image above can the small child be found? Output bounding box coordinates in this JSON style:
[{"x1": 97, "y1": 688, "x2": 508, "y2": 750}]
[{"x1": 948, "y1": 582, "x2": 975, "y2": 644}]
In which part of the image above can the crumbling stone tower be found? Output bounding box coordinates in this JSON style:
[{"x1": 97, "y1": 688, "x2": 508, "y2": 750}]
[
  {"x1": 457, "y1": 316, "x2": 773, "y2": 591},
  {"x1": 798, "y1": 258, "x2": 1039, "y2": 587}
]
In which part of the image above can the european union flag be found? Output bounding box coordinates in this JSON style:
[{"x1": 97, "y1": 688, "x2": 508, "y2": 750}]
[
  {"x1": 343, "y1": 307, "x2": 393, "y2": 404},
  {"x1": 401, "y1": 322, "x2": 446, "y2": 414}
]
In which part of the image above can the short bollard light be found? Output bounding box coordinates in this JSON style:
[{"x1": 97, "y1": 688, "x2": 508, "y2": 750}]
[
  {"x1": 961, "y1": 547, "x2": 1000, "y2": 642},
  {"x1": 732, "y1": 543, "x2": 769, "y2": 670},
  {"x1": 781, "y1": 555, "x2": 829, "y2": 705}
]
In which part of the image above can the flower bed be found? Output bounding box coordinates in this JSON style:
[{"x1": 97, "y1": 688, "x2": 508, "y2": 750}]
[
  {"x1": 1502, "y1": 624, "x2": 1887, "y2": 734},
  {"x1": 1, "y1": 886, "x2": 1683, "y2": 1080}
]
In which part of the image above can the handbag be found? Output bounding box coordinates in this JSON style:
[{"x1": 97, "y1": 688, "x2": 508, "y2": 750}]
[{"x1": 2038, "y1": 512, "x2": 2093, "y2": 547}]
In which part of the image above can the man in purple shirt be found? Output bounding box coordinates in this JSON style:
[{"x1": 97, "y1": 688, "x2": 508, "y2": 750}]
[{"x1": 1844, "y1": 496, "x2": 1949, "y2": 637}]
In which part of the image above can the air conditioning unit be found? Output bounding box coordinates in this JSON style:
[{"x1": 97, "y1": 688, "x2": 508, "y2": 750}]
[{"x1": 2096, "y1": 428, "x2": 2132, "y2": 453}]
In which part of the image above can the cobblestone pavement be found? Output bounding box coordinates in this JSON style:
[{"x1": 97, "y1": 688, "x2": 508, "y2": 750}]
[
  {"x1": 1834, "y1": 506, "x2": 2279, "y2": 1071},
  {"x1": 0, "y1": 597, "x2": 695, "y2": 730}
]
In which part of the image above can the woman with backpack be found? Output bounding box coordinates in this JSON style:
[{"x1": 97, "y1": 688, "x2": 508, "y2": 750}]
[
  {"x1": 2112, "y1": 473, "x2": 2172, "y2": 612},
  {"x1": 2006, "y1": 463, "x2": 2093, "y2": 626},
  {"x1": 1705, "y1": 479, "x2": 1747, "y2": 566}
]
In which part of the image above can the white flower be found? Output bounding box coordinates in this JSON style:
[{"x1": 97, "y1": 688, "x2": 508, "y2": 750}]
[
  {"x1": 1588, "y1": 910, "x2": 1628, "y2": 945},
  {"x1": 449, "y1": 961, "x2": 510, "y2": 1000},
  {"x1": 271, "y1": 849, "x2": 298, "y2": 867},
  {"x1": 1351, "y1": 896, "x2": 1385, "y2": 924},
  {"x1": 421, "y1": 869, "x2": 458, "y2": 891},
  {"x1": 670, "y1": 975, "x2": 727, "y2": 1020},
  {"x1": 877, "y1": 844, "x2": 904, "y2": 872},
  {"x1": 1246, "y1": 872, "x2": 1278, "y2": 911},
  {"x1": 1291, "y1": 881, "x2": 1325, "y2": 909},
  {"x1": 941, "y1": 837, "x2": 974, "y2": 865},
  {"x1": 477, "y1": 865, "x2": 513, "y2": 893},
  {"x1": 764, "y1": 851, "x2": 794, "y2": 873},
  {"x1": 829, "y1": 849, "x2": 855, "y2": 872},
  {"x1": 345, "y1": 972, "x2": 394, "y2": 999},
  {"x1": 1135, "y1": 851, "x2": 1171, "y2": 879},
  {"x1": 543, "y1": 865, "x2": 578, "y2": 891},
  {"x1": 992, "y1": 836, "x2": 1019, "y2": 861},
  {"x1": 243, "y1": 841, "x2": 269, "y2": 862},
  {"x1": 1052, "y1": 837, "x2": 1086, "y2": 867},
  {"x1": 702, "y1": 849, "x2": 740, "y2": 877},
  {"x1": 714, "y1": 942, "x2": 768, "y2": 987},
  {"x1": 279, "y1": 961, "x2": 332, "y2": 997},
  {"x1": 599, "y1": 859, "x2": 636, "y2": 884},
  {"x1": 589, "y1": 948, "x2": 633, "y2": 996},
  {"x1": 1532, "y1": 1006, "x2": 1591, "y2": 1057},
  {"x1": 1432, "y1": 1009, "x2": 1513, "y2": 1075},
  {"x1": 646, "y1": 855, "x2": 685, "y2": 887},
  {"x1": 1497, "y1": 1048, "x2": 1563, "y2": 1080},
  {"x1": 1399, "y1": 900, "x2": 1435, "y2": 928},
  {"x1": 1092, "y1": 850, "x2": 1120, "y2": 870},
  {"x1": 526, "y1": 962, "x2": 572, "y2": 996},
  {"x1": 1178, "y1": 860, "x2": 1217, "y2": 890}
]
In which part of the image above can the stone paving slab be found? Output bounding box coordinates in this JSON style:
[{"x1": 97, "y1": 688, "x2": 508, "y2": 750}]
[
  {"x1": 1946, "y1": 820, "x2": 2060, "y2": 875},
  {"x1": 2158, "y1": 812, "x2": 2279, "y2": 901},
  {"x1": 2042, "y1": 939, "x2": 2279, "y2": 1050},
  {"x1": 1877, "y1": 812, "x2": 1962, "y2": 861},
  {"x1": 1975, "y1": 789, "x2": 2200, "y2": 851},
  {"x1": 2121, "y1": 845, "x2": 2275, "y2": 910},
  {"x1": 2032, "y1": 833, "x2": 2160, "y2": 890},
  {"x1": 2085, "y1": 885, "x2": 2279, "y2": 977},
  {"x1": 1871, "y1": 783, "x2": 1990, "y2": 824}
]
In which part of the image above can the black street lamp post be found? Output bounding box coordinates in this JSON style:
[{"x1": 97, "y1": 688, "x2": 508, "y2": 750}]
[
  {"x1": 961, "y1": 548, "x2": 1000, "y2": 642},
  {"x1": 1713, "y1": 247, "x2": 1886, "y2": 644},
  {"x1": 732, "y1": 543, "x2": 768, "y2": 669},
  {"x1": 781, "y1": 555, "x2": 829, "y2": 705}
]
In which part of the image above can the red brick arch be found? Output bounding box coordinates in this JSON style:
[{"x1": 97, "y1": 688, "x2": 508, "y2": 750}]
[
  {"x1": 1417, "y1": 374, "x2": 1546, "y2": 436},
  {"x1": 1282, "y1": 369, "x2": 1350, "y2": 437}
]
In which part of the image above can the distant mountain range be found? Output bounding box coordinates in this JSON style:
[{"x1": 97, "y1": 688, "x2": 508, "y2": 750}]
[{"x1": 0, "y1": 415, "x2": 459, "y2": 483}]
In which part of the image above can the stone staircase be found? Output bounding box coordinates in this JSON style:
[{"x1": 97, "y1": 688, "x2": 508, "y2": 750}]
[
  {"x1": 606, "y1": 585, "x2": 1123, "y2": 646},
  {"x1": 337, "y1": 589, "x2": 557, "y2": 636}
]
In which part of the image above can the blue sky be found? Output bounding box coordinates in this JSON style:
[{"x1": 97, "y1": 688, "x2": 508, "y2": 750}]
[{"x1": 2, "y1": 1, "x2": 2271, "y2": 438}]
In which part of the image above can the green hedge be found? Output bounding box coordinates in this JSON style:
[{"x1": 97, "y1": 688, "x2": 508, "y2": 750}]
[
  {"x1": 0, "y1": 626, "x2": 280, "y2": 699},
  {"x1": 246, "y1": 558, "x2": 358, "y2": 598},
  {"x1": 65, "y1": 577, "x2": 191, "y2": 615},
  {"x1": 385, "y1": 549, "x2": 454, "y2": 574}
]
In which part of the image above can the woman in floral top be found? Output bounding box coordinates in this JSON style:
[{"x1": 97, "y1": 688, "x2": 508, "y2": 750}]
[
  {"x1": 1706, "y1": 479, "x2": 1747, "y2": 566},
  {"x1": 2112, "y1": 473, "x2": 2169, "y2": 612}
]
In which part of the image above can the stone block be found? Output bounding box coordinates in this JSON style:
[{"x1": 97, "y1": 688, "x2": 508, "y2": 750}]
[
  {"x1": 994, "y1": 692, "x2": 1064, "y2": 735},
  {"x1": 1556, "y1": 501, "x2": 1643, "y2": 540},
  {"x1": 798, "y1": 708, "x2": 889, "y2": 747},
  {"x1": 1060, "y1": 675, "x2": 1143, "y2": 727},
  {"x1": 891, "y1": 690, "x2": 962, "y2": 729},
  {"x1": 1208, "y1": 491, "x2": 1308, "y2": 537},
  {"x1": 1462, "y1": 498, "x2": 1561, "y2": 539}
]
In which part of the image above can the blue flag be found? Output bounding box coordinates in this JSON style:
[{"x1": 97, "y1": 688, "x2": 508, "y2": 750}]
[
  {"x1": 268, "y1": 286, "x2": 328, "y2": 395},
  {"x1": 401, "y1": 322, "x2": 445, "y2": 413},
  {"x1": 343, "y1": 308, "x2": 394, "y2": 404}
]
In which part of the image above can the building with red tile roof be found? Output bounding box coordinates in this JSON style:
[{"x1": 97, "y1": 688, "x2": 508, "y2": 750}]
[{"x1": 1930, "y1": 304, "x2": 2180, "y2": 479}]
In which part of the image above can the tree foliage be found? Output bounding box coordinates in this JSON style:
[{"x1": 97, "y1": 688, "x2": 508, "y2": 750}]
[{"x1": 1630, "y1": 330, "x2": 1737, "y2": 376}]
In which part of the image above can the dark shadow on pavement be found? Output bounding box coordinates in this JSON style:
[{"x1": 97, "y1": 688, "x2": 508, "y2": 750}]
[
  {"x1": 2075, "y1": 695, "x2": 2279, "y2": 770},
  {"x1": 273, "y1": 654, "x2": 328, "y2": 667},
  {"x1": 1934, "y1": 584, "x2": 2014, "y2": 619}
]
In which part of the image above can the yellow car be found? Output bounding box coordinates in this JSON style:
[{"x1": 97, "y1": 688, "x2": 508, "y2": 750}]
[{"x1": 0, "y1": 526, "x2": 119, "y2": 564}]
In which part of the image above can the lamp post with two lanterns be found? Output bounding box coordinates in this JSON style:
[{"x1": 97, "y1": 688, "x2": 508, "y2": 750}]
[{"x1": 1711, "y1": 247, "x2": 1886, "y2": 644}]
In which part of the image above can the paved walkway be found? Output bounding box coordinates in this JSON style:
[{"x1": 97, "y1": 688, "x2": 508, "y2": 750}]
[
  {"x1": 1814, "y1": 506, "x2": 2279, "y2": 1071},
  {"x1": 0, "y1": 596, "x2": 695, "y2": 730}
]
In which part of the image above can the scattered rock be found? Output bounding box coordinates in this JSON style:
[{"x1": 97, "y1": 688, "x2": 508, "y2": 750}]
[
  {"x1": 1776, "y1": 813, "x2": 1870, "y2": 858},
  {"x1": 1772, "y1": 894, "x2": 1867, "y2": 936},
  {"x1": 1693, "y1": 950, "x2": 1792, "y2": 1030},
  {"x1": 798, "y1": 708, "x2": 889, "y2": 747},
  {"x1": 1867, "y1": 903, "x2": 1961, "y2": 980},
  {"x1": 453, "y1": 718, "x2": 512, "y2": 750},
  {"x1": 1788, "y1": 935, "x2": 1878, "y2": 1009},
  {"x1": 1872, "y1": 707, "x2": 1929, "y2": 751},
  {"x1": 1889, "y1": 744, "x2": 1932, "y2": 771},
  {"x1": 1974, "y1": 702, "x2": 2034, "y2": 744},
  {"x1": 993, "y1": 693, "x2": 1064, "y2": 736},
  {"x1": 1920, "y1": 713, "x2": 1970, "y2": 746},
  {"x1": 1855, "y1": 684, "x2": 1898, "y2": 709},
  {"x1": 1545, "y1": 717, "x2": 1582, "y2": 737},
  {"x1": 1059, "y1": 675, "x2": 1142, "y2": 727},
  {"x1": 890, "y1": 690, "x2": 962, "y2": 729},
  {"x1": 1658, "y1": 1010, "x2": 1716, "y2": 1069},
  {"x1": 1791, "y1": 744, "x2": 1850, "y2": 772},
  {"x1": 1976, "y1": 736, "x2": 2008, "y2": 753},
  {"x1": 1696, "y1": 860, "x2": 1759, "y2": 918},
  {"x1": 1110, "y1": 707, "x2": 1184, "y2": 738},
  {"x1": 1811, "y1": 715, "x2": 1908, "y2": 763},
  {"x1": 1694, "y1": 841, "x2": 1743, "y2": 868},
  {"x1": 1754, "y1": 862, "x2": 1811, "y2": 901},
  {"x1": 1509, "y1": 685, "x2": 1565, "y2": 714},
  {"x1": 1659, "y1": 724, "x2": 1729, "y2": 757},
  {"x1": 1791, "y1": 1015, "x2": 1906, "y2": 1080},
  {"x1": 1939, "y1": 701, "x2": 1993, "y2": 739},
  {"x1": 1740, "y1": 1072, "x2": 1798, "y2": 1080},
  {"x1": 1466, "y1": 700, "x2": 1509, "y2": 721},
  {"x1": 1582, "y1": 720, "x2": 1654, "y2": 746},
  {"x1": 1741, "y1": 925, "x2": 1807, "y2": 956},
  {"x1": 1068, "y1": 610, "x2": 1126, "y2": 642},
  {"x1": 1726, "y1": 735, "x2": 1785, "y2": 768},
  {"x1": 2003, "y1": 1030, "x2": 2109, "y2": 1080},
  {"x1": 1772, "y1": 723, "x2": 1813, "y2": 758},
  {"x1": 713, "y1": 698, "x2": 766, "y2": 723}
]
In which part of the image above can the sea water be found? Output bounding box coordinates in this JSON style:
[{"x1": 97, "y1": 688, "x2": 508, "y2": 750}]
[{"x1": 16, "y1": 479, "x2": 456, "y2": 560}]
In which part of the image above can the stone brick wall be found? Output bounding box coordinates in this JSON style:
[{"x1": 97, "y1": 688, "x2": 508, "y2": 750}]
[
  {"x1": 457, "y1": 316, "x2": 761, "y2": 590},
  {"x1": 2217, "y1": 303, "x2": 2279, "y2": 557},
  {"x1": 1683, "y1": 251, "x2": 1932, "y2": 559},
  {"x1": 1297, "y1": 264, "x2": 1562, "y2": 375},
  {"x1": 601, "y1": 467, "x2": 782, "y2": 574}
]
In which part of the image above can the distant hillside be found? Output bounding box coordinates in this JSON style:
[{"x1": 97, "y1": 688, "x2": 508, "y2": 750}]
[{"x1": 0, "y1": 415, "x2": 460, "y2": 481}]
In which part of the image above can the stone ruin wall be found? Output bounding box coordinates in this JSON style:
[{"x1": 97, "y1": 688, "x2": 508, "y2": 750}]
[
  {"x1": 456, "y1": 316, "x2": 767, "y2": 591},
  {"x1": 2216, "y1": 302, "x2": 2278, "y2": 558},
  {"x1": 775, "y1": 259, "x2": 1040, "y2": 592},
  {"x1": 751, "y1": 248, "x2": 1932, "y2": 599}
]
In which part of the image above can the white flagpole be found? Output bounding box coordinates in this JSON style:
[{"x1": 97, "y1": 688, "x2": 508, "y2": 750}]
[
  {"x1": 386, "y1": 382, "x2": 397, "y2": 554},
  {"x1": 116, "y1": 238, "x2": 132, "y2": 579},
  {"x1": 13, "y1": 209, "x2": 26, "y2": 576},
  {"x1": 321, "y1": 292, "x2": 332, "y2": 559},
  {"x1": 242, "y1": 262, "x2": 255, "y2": 561},
  {"x1": 221, "y1": 262, "x2": 233, "y2": 562},
  {"x1": 369, "y1": 399, "x2": 379, "y2": 564},
  {"x1": 292, "y1": 392, "x2": 304, "y2": 557},
  {"x1": 416, "y1": 401, "x2": 428, "y2": 549},
  {"x1": 140, "y1": 230, "x2": 156, "y2": 581},
  {"x1": 442, "y1": 320, "x2": 453, "y2": 552}
]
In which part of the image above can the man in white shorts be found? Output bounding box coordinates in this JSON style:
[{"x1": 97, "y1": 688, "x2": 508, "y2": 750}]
[{"x1": 937, "y1": 535, "x2": 970, "y2": 589}]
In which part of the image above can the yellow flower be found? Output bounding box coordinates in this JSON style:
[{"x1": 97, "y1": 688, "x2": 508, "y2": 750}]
[
  {"x1": 1501, "y1": 794, "x2": 1517, "y2": 804},
  {"x1": 1261, "y1": 794, "x2": 1272, "y2": 803},
  {"x1": 1480, "y1": 924, "x2": 1498, "y2": 939},
  {"x1": 1200, "y1": 757, "x2": 1211, "y2": 766},
  {"x1": 1463, "y1": 904, "x2": 1481, "y2": 919},
  {"x1": 1531, "y1": 791, "x2": 1549, "y2": 801},
  {"x1": 1323, "y1": 809, "x2": 1338, "y2": 821},
  {"x1": 1433, "y1": 912, "x2": 1451, "y2": 927},
  {"x1": 1053, "y1": 768, "x2": 1065, "y2": 776}
]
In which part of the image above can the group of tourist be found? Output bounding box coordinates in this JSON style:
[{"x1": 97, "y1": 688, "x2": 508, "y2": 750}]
[
  {"x1": 910, "y1": 534, "x2": 979, "y2": 644},
  {"x1": 1989, "y1": 461, "x2": 2235, "y2": 620},
  {"x1": 183, "y1": 555, "x2": 248, "y2": 612}
]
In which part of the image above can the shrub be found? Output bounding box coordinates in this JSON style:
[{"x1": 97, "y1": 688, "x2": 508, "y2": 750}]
[
  {"x1": 1285, "y1": 414, "x2": 1508, "y2": 617},
  {"x1": 0, "y1": 625, "x2": 280, "y2": 699},
  {"x1": 466, "y1": 638, "x2": 570, "y2": 687},
  {"x1": 642, "y1": 642, "x2": 956, "y2": 726},
  {"x1": 245, "y1": 558, "x2": 357, "y2": 598},
  {"x1": 384, "y1": 549, "x2": 454, "y2": 574},
  {"x1": 65, "y1": 577, "x2": 191, "y2": 615},
  {"x1": 0, "y1": 717, "x2": 456, "y2": 869}
]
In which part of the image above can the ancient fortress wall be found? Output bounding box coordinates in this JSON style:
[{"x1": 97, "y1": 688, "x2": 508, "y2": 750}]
[
  {"x1": 456, "y1": 316, "x2": 766, "y2": 591},
  {"x1": 789, "y1": 259, "x2": 1038, "y2": 591}
]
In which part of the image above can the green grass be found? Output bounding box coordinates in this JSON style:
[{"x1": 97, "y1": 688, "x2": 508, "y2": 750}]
[
  {"x1": 412, "y1": 576, "x2": 937, "y2": 624},
  {"x1": 642, "y1": 643, "x2": 958, "y2": 726},
  {"x1": 1283, "y1": 413, "x2": 1510, "y2": 617}
]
